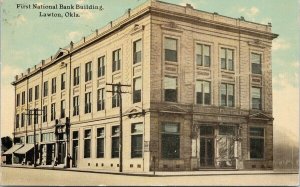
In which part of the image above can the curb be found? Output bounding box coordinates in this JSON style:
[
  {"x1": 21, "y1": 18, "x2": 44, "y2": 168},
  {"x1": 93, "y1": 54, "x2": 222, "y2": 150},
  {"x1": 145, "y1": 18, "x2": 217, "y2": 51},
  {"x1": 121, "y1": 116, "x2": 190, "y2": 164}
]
[{"x1": 1, "y1": 165, "x2": 298, "y2": 177}]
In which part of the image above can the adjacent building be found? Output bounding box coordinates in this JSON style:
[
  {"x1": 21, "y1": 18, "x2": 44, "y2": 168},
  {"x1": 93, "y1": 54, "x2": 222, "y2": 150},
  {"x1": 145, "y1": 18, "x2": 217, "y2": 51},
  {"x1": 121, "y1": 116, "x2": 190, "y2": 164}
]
[{"x1": 5, "y1": 0, "x2": 278, "y2": 171}]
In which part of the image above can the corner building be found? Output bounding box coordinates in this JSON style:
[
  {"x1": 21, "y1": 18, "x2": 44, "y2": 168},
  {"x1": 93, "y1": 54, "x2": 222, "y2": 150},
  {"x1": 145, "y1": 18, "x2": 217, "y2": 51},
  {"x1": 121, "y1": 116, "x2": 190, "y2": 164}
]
[{"x1": 10, "y1": 0, "x2": 278, "y2": 171}]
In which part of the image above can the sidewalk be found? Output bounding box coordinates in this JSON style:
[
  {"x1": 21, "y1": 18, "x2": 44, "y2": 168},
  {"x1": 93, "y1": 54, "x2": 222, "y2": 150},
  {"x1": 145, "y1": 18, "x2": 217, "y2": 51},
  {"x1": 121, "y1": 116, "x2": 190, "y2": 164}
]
[{"x1": 1, "y1": 164, "x2": 298, "y2": 177}]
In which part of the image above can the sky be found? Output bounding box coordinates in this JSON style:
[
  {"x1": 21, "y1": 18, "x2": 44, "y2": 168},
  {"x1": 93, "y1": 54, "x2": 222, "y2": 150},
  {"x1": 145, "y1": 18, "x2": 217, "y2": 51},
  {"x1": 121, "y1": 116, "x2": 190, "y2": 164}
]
[{"x1": 0, "y1": 0, "x2": 299, "y2": 145}]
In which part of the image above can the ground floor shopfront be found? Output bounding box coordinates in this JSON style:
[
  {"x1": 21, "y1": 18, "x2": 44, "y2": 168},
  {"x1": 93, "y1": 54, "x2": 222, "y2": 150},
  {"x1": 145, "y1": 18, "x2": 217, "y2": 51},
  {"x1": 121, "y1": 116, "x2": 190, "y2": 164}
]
[{"x1": 6, "y1": 109, "x2": 273, "y2": 172}]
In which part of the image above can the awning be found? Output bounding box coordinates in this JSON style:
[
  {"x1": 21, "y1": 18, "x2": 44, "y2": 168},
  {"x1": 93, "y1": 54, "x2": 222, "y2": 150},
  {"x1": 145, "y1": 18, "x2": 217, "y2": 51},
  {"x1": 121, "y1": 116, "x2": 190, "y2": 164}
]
[
  {"x1": 14, "y1": 144, "x2": 34, "y2": 154},
  {"x1": 2, "y1": 144, "x2": 23, "y2": 155}
]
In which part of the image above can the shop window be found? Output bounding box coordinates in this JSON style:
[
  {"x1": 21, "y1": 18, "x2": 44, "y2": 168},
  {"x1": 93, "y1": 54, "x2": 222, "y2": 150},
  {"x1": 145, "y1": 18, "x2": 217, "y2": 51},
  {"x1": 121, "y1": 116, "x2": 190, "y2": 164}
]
[
  {"x1": 161, "y1": 123, "x2": 180, "y2": 159},
  {"x1": 165, "y1": 38, "x2": 178, "y2": 62},
  {"x1": 84, "y1": 129, "x2": 91, "y2": 158},
  {"x1": 111, "y1": 126, "x2": 120, "y2": 158},
  {"x1": 250, "y1": 127, "x2": 264, "y2": 159},
  {"x1": 131, "y1": 123, "x2": 143, "y2": 158},
  {"x1": 97, "y1": 128, "x2": 105, "y2": 158}
]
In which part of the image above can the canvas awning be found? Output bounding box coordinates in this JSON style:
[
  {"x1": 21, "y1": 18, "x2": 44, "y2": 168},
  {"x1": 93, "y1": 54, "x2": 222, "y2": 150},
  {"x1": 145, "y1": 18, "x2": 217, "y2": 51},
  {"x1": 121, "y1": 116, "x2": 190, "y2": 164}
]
[
  {"x1": 14, "y1": 144, "x2": 34, "y2": 154},
  {"x1": 2, "y1": 144, "x2": 23, "y2": 155}
]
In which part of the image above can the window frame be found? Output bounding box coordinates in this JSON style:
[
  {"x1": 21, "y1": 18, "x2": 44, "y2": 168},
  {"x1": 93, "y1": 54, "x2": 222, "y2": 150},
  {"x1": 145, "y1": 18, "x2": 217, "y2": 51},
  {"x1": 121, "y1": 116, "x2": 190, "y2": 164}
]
[
  {"x1": 133, "y1": 39, "x2": 142, "y2": 64},
  {"x1": 73, "y1": 67, "x2": 80, "y2": 86},
  {"x1": 96, "y1": 127, "x2": 105, "y2": 158},
  {"x1": 220, "y1": 83, "x2": 235, "y2": 107},
  {"x1": 195, "y1": 80, "x2": 211, "y2": 105},
  {"x1": 164, "y1": 37, "x2": 178, "y2": 62},
  {"x1": 61, "y1": 100, "x2": 66, "y2": 118},
  {"x1": 42, "y1": 105, "x2": 47, "y2": 123},
  {"x1": 43, "y1": 81, "x2": 48, "y2": 97},
  {"x1": 97, "y1": 56, "x2": 105, "y2": 77},
  {"x1": 111, "y1": 125, "x2": 120, "y2": 158},
  {"x1": 131, "y1": 123, "x2": 143, "y2": 158},
  {"x1": 51, "y1": 77, "x2": 56, "y2": 94},
  {"x1": 195, "y1": 43, "x2": 211, "y2": 67},
  {"x1": 97, "y1": 88, "x2": 105, "y2": 111},
  {"x1": 112, "y1": 85, "x2": 120, "y2": 108},
  {"x1": 251, "y1": 52, "x2": 262, "y2": 75},
  {"x1": 85, "y1": 61, "x2": 92, "y2": 82},
  {"x1": 35, "y1": 85, "x2": 39, "y2": 100},
  {"x1": 50, "y1": 103, "x2": 56, "y2": 121},
  {"x1": 29, "y1": 88, "x2": 33, "y2": 102},
  {"x1": 164, "y1": 76, "x2": 178, "y2": 102},
  {"x1": 21, "y1": 91, "x2": 25, "y2": 105},
  {"x1": 249, "y1": 127, "x2": 265, "y2": 159},
  {"x1": 73, "y1": 96, "x2": 79, "y2": 116},
  {"x1": 84, "y1": 129, "x2": 92, "y2": 158},
  {"x1": 133, "y1": 77, "x2": 142, "y2": 103},
  {"x1": 251, "y1": 87, "x2": 262, "y2": 110},
  {"x1": 61, "y1": 73, "x2": 66, "y2": 90},
  {"x1": 84, "y1": 92, "x2": 92, "y2": 114},
  {"x1": 112, "y1": 49, "x2": 121, "y2": 72},
  {"x1": 161, "y1": 122, "x2": 180, "y2": 159},
  {"x1": 220, "y1": 48, "x2": 234, "y2": 71}
]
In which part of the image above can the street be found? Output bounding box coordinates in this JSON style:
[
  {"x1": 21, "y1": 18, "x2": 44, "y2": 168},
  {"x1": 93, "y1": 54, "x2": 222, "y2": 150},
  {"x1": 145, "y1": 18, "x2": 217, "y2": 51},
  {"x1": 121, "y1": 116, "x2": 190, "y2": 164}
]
[{"x1": 0, "y1": 167, "x2": 299, "y2": 186}]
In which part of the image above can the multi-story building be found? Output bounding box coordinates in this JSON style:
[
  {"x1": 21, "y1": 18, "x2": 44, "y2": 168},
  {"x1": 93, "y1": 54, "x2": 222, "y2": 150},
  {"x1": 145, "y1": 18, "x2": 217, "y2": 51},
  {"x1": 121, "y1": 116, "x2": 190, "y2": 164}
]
[{"x1": 6, "y1": 0, "x2": 278, "y2": 171}]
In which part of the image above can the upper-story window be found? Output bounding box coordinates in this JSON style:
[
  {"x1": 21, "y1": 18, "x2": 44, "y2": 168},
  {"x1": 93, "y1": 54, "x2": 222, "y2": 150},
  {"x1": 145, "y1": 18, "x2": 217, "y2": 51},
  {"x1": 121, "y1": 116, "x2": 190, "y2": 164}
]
[
  {"x1": 221, "y1": 48, "x2": 234, "y2": 71},
  {"x1": 164, "y1": 77, "x2": 177, "y2": 102},
  {"x1": 61, "y1": 73, "x2": 66, "y2": 90},
  {"x1": 133, "y1": 77, "x2": 141, "y2": 103},
  {"x1": 21, "y1": 113, "x2": 25, "y2": 127},
  {"x1": 97, "y1": 88, "x2": 105, "y2": 111},
  {"x1": 112, "y1": 85, "x2": 120, "y2": 108},
  {"x1": 43, "y1": 81, "x2": 48, "y2": 97},
  {"x1": 35, "y1": 85, "x2": 39, "y2": 100},
  {"x1": 51, "y1": 77, "x2": 56, "y2": 94},
  {"x1": 251, "y1": 53, "x2": 262, "y2": 74},
  {"x1": 165, "y1": 38, "x2": 178, "y2": 62},
  {"x1": 43, "y1": 105, "x2": 47, "y2": 122},
  {"x1": 28, "y1": 88, "x2": 33, "y2": 102},
  {"x1": 21, "y1": 91, "x2": 25, "y2": 105},
  {"x1": 112, "y1": 49, "x2": 121, "y2": 72},
  {"x1": 16, "y1": 114, "x2": 19, "y2": 128},
  {"x1": 51, "y1": 103, "x2": 56, "y2": 121},
  {"x1": 133, "y1": 39, "x2": 142, "y2": 64},
  {"x1": 98, "y1": 56, "x2": 105, "y2": 77},
  {"x1": 85, "y1": 92, "x2": 92, "y2": 114},
  {"x1": 16, "y1": 94, "x2": 20, "y2": 107},
  {"x1": 61, "y1": 100, "x2": 66, "y2": 118},
  {"x1": 73, "y1": 67, "x2": 80, "y2": 86},
  {"x1": 221, "y1": 83, "x2": 234, "y2": 107},
  {"x1": 196, "y1": 80, "x2": 211, "y2": 105},
  {"x1": 252, "y1": 87, "x2": 262, "y2": 110},
  {"x1": 73, "y1": 96, "x2": 79, "y2": 116},
  {"x1": 85, "y1": 62, "x2": 92, "y2": 82},
  {"x1": 196, "y1": 44, "x2": 210, "y2": 67}
]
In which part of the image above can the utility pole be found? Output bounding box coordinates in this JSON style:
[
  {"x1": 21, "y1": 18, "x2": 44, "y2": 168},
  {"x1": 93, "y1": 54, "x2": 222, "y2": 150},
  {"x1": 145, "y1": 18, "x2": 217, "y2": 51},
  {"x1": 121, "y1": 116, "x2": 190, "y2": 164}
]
[
  {"x1": 25, "y1": 108, "x2": 43, "y2": 167},
  {"x1": 106, "y1": 82, "x2": 130, "y2": 172}
]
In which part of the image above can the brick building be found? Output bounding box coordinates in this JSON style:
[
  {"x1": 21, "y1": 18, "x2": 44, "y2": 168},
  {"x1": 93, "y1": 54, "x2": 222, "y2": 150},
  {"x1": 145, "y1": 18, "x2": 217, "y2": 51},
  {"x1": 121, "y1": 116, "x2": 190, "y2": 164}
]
[{"x1": 6, "y1": 0, "x2": 278, "y2": 171}]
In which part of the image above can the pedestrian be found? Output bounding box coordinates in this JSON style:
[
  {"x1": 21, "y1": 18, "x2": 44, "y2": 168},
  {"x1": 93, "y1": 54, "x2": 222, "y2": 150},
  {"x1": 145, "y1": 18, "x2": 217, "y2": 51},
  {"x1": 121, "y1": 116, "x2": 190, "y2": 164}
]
[{"x1": 66, "y1": 154, "x2": 72, "y2": 168}]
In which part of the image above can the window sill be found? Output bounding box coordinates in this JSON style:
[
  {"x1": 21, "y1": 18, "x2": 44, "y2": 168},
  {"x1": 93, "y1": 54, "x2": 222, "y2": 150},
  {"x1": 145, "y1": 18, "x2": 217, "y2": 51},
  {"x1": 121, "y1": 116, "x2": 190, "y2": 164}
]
[
  {"x1": 133, "y1": 62, "x2": 141, "y2": 67},
  {"x1": 165, "y1": 61, "x2": 178, "y2": 66},
  {"x1": 221, "y1": 69, "x2": 235, "y2": 74},
  {"x1": 196, "y1": 65, "x2": 211, "y2": 70},
  {"x1": 112, "y1": 70, "x2": 121, "y2": 76}
]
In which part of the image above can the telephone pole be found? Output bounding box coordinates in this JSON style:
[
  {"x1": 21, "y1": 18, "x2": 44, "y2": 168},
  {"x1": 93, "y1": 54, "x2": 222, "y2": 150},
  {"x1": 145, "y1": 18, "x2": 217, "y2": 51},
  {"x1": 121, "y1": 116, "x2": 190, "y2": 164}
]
[
  {"x1": 25, "y1": 108, "x2": 43, "y2": 167},
  {"x1": 106, "y1": 82, "x2": 130, "y2": 172}
]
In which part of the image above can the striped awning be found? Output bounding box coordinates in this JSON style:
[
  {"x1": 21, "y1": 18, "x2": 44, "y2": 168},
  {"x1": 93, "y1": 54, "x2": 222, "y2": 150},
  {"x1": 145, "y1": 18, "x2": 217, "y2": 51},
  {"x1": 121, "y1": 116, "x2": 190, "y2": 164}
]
[
  {"x1": 14, "y1": 144, "x2": 34, "y2": 154},
  {"x1": 2, "y1": 144, "x2": 23, "y2": 155}
]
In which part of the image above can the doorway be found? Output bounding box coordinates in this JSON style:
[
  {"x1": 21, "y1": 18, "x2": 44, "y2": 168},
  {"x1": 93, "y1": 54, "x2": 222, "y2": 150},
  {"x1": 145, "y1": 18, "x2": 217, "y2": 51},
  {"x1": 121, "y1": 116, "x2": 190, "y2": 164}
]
[{"x1": 199, "y1": 126, "x2": 214, "y2": 167}]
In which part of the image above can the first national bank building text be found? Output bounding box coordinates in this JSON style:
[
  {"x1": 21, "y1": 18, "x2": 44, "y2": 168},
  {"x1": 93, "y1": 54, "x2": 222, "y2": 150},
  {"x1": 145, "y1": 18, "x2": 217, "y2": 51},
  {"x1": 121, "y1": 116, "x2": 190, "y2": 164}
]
[{"x1": 5, "y1": 0, "x2": 278, "y2": 172}]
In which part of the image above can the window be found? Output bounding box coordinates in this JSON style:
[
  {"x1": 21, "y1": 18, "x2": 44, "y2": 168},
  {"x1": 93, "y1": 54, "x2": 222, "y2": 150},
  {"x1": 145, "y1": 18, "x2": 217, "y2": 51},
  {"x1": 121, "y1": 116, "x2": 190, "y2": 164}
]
[
  {"x1": 61, "y1": 100, "x2": 66, "y2": 118},
  {"x1": 42, "y1": 133, "x2": 55, "y2": 142},
  {"x1": 73, "y1": 96, "x2": 79, "y2": 116},
  {"x1": 43, "y1": 81, "x2": 48, "y2": 97},
  {"x1": 51, "y1": 77, "x2": 56, "y2": 94},
  {"x1": 35, "y1": 85, "x2": 39, "y2": 100},
  {"x1": 21, "y1": 91, "x2": 25, "y2": 105},
  {"x1": 16, "y1": 114, "x2": 20, "y2": 128},
  {"x1": 221, "y1": 83, "x2": 234, "y2": 107},
  {"x1": 28, "y1": 110, "x2": 32, "y2": 125},
  {"x1": 29, "y1": 88, "x2": 33, "y2": 102},
  {"x1": 98, "y1": 56, "x2": 105, "y2": 77},
  {"x1": 252, "y1": 87, "x2": 262, "y2": 110},
  {"x1": 85, "y1": 92, "x2": 92, "y2": 113},
  {"x1": 112, "y1": 86, "x2": 120, "y2": 108},
  {"x1": 61, "y1": 73, "x2": 66, "y2": 90},
  {"x1": 161, "y1": 123, "x2": 180, "y2": 159},
  {"x1": 111, "y1": 126, "x2": 120, "y2": 158},
  {"x1": 27, "y1": 135, "x2": 34, "y2": 144},
  {"x1": 84, "y1": 129, "x2": 91, "y2": 158},
  {"x1": 85, "y1": 62, "x2": 92, "y2": 82},
  {"x1": 133, "y1": 77, "x2": 141, "y2": 103},
  {"x1": 164, "y1": 77, "x2": 177, "y2": 102},
  {"x1": 34, "y1": 109, "x2": 38, "y2": 124},
  {"x1": 21, "y1": 113, "x2": 25, "y2": 127},
  {"x1": 250, "y1": 127, "x2": 264, "y2": 159},
  {"x1": 220, "y1": 48, "x2": 234, "y2": 71},
  {"x1": 97, "y1": 88, "x2": 105, "y2": 111},
  {"x1": 16, "y1": 94, "x2": 20, "y2": 107},
  {"x1": 43, "y1": 105, "x2": 47, "y2": 122},
  {"x1": 97, "y1": 128, "x2": 105, "y2": 158},
  {"x1": 131, "y1": 123, "x2": 143, "y2": 158},
  {"x1": 112, "y1": 49, "x2": 121, "y2": 72},
  {"x1": 251, "y1": 53, "x2": 262, "y2": 74},
  {"x1": 196, "y1": 80, "x2": 211, "y2": 105},
  {"x1": 51, "y1": 103, "x2": 56, "y2": 121},
  {"x1": 196, "y1": 44, "x2": 210, "y2": 67},
  {"x1": 73, "y1": 67, "x2": 80, "y2": 86},
  {"x1": 165, "y1": 38, "x2": 177, "y2": 62},
  {"x1": 72, "y1": 131, "x2": 79, "y2": 166},
  {"x1": 133, "y1": 39, "x2": 142, "y2": 64}
]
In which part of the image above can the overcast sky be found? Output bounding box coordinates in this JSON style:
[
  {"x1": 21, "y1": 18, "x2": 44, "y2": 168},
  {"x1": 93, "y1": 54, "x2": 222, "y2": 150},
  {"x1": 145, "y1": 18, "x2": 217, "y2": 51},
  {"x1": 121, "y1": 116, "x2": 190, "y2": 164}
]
[{"x1": 1, "y1": 0, "x2": 299, "y2": 144}]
